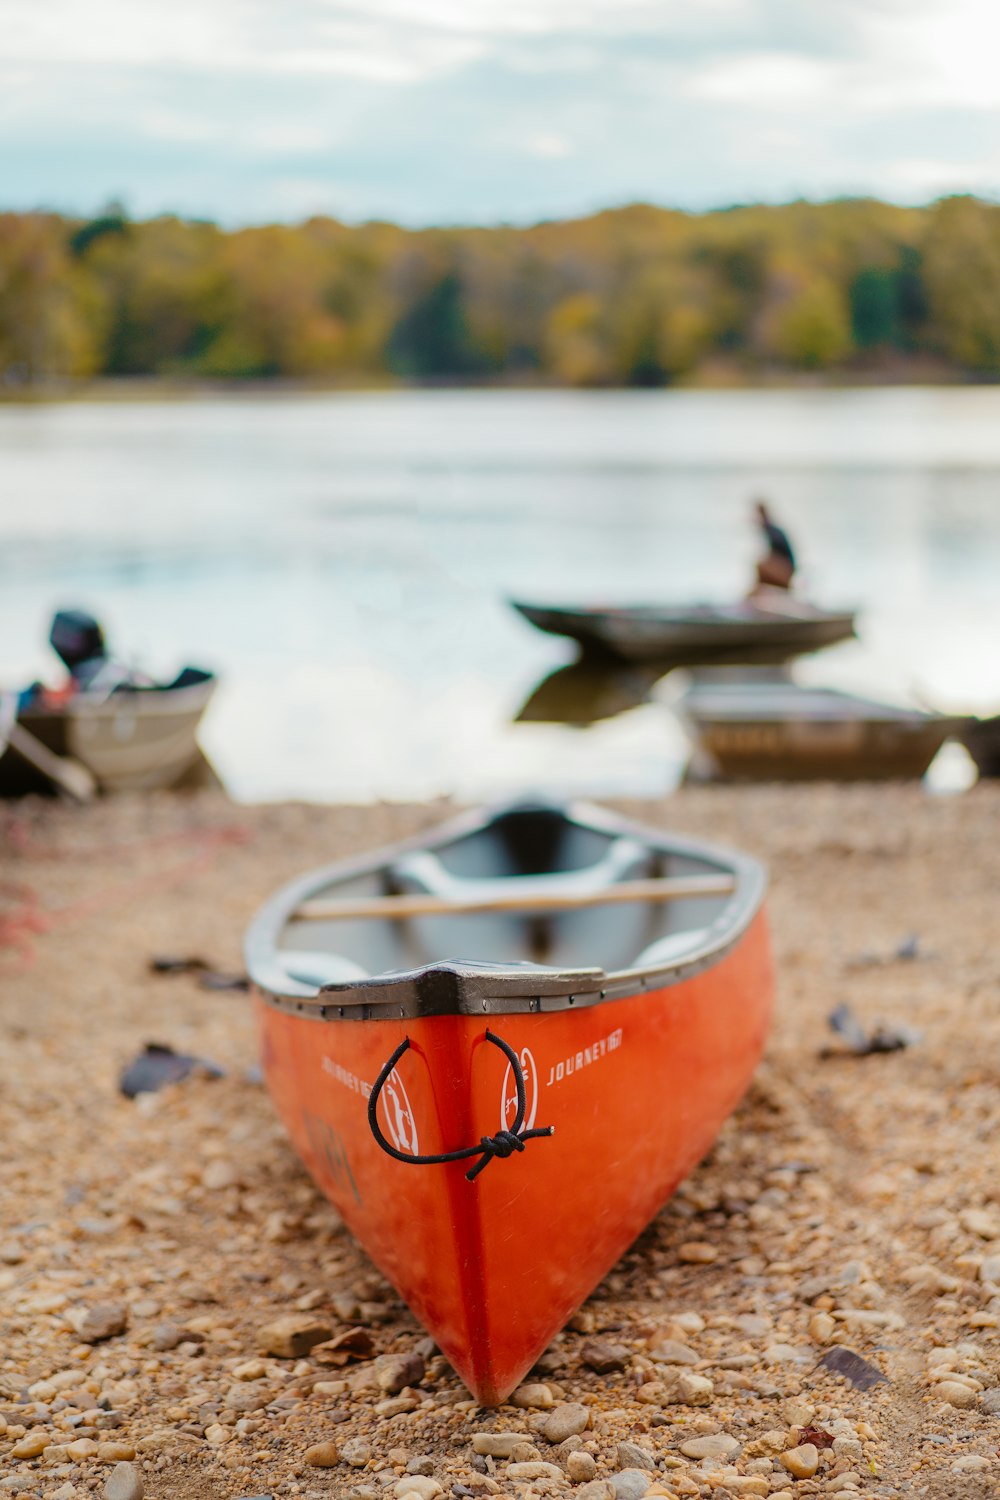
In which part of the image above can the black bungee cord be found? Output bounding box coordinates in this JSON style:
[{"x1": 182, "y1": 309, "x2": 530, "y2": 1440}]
[{"x1": 368, "y1": 1029, "x2": 554, "y2": 1182}]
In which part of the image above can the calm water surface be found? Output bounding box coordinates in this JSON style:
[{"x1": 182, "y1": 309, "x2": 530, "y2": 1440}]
[{"x1": 1, "y1": 387, "x2": 998, "y2": 802}]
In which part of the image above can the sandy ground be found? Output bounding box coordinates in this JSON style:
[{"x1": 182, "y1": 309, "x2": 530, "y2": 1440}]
[{"x1": 1, "y1": 785, "x2": 999, "y2": 1500}]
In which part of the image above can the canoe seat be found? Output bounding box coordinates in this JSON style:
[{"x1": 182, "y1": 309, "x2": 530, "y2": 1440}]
[
  {"x1": 633, "y1": 928, "x2": 711, "y2": 970},
  {"x1": 387, "y1": 836, "x2": 659, "y2": 971},
  {"x1": 389, "y1": 836, "x2": 653, "y2": 903},
  {"x1": 279, "y1": 950, "x2": 370, "y2": 987}
]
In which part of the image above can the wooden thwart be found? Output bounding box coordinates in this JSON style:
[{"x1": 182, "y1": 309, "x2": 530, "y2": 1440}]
[{"x1": 295, "y1": 872, "x2": 736, "y2": 923}]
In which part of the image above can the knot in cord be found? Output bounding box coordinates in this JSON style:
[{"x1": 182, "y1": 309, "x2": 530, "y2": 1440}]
[{"x1": 368, "y1": 1030, "x2": 553, "y2": 1182}]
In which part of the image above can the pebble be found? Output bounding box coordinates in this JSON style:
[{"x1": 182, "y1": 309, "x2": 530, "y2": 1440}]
[
  {"x1": 763, "y1": 1342, "x2": 811, "y2": 1365},
  {"x1": 505, "y1": 1462, "x2": 563, "y2": 1481},
  {"x1": 377, "y1": 1353, "x2": 426, "y2": 1394},
  {"x1": 581, "y1": 1339, "x2": 630, "y2": 1374},
  {"x1": 259, "y1": 1315, "x2": 332, "y2": 1358},
  {"x1": 392, "y1": 1480, "x2": 442, "y2": 1500},
  {"x1": 225, "y1": 1382, "x2": 272, "y2": 1412},
  {"x1": 201, "y1": 1157, "x2": 240, "y2": 1190},
  {"x1": 471, "y1": 1433, "x2": 524, "y2": 1457},
  {"x1": 103, "y1": 1463, "x2": 144, "y2": 1500},
  {"x1": 779, "y1": 1444, "x2": 819, "y2": 1479},
  {"x1": 648, "y1": 1340, "x2": 698, "y2": 1366},
  {"x1": 568, "y1": 1451, "x2": 598, "y2": 1481},
  {"x1": 541, "y1": 1401, "x2": 590, "y2": 1442},
  {"x1": 97, "y1": 1441, "x2": 136, "y2": 1462},
  {"x1": 935, "y1": 1381, "x2": 978, "y2": 1409},
  {"x1": 150, "y1": 1321, "x2": 188, "y2": 1351},
  {"x1": 577, "y1": 1485, "x2": 616, "y2": 1500},
  {"x1": 509, "y1": 1383, "x2": 555, "y2": 1408},
  {"x1": 376, "y1": 1395, "x2": 419, "y2": 1417},
  {"x1": 782, "y1": 1401, "x2": 814, "y2": 1427},
  {"x1": 679, "y1": 1435, "x2": 740, "y2": 1461},
  {"x1": 305, "y1": 1442, "x2": 340, "y2": 1466},
  {"x1": 980, "y1": 1388, "x2": 1000, "y2": 1415},
  {"x1": 11, "y1": 1431, "x2": 49, "y2": 1458},
  {"x1": 675, "y1": 1373, "x2": 713, "y2": 1406},
  {"x1": 676, "y1": 1242, "x2": 718, "y2": 1264},
  {"x1": 343, "y1": 1438, "x2": 373, "y2": 1465},
  {"x1": 72, "y1": 1304, "x2": 128, "y2": 1344},
  {"x1": 617, "y1": 1441, "x2": 655, "y2": 1469},
  {"x1": 808, "y1": 1312, "x2": 835, "y2": 1342},
  {"x1": 610, "y1": 1471, "x2": 650, "y2": 1500},
  {"x1": 980, "y1": 1253, "x2": 1000, "y2": 1283}
]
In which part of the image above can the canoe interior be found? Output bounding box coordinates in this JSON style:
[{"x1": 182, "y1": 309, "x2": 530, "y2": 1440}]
[{"x1": 269, "y1": 803, "x2": 743, "y2": 996}]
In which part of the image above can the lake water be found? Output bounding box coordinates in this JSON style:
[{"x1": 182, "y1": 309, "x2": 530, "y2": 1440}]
[{"x1": 1, "y1": 386, "x2": 999, "y2": 803}]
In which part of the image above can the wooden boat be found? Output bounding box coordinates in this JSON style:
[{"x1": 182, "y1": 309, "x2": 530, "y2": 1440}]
[
  {"x1": 511, "y1": 595, "x2": 856, "y2": 665},
  {"x1": 0, "y1": 668, "x2": 218, "y2": 796},
  {"x1": 245, "y1": 800, "x2": 772, "y2": 1405},
  {"x1": 678, "y1": 673, "x2": 969, "y2": 782},
  {"x1": 960, "y1": 715, "x2": 1000, "y2": 778}
]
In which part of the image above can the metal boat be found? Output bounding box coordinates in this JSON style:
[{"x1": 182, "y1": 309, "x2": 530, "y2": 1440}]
[
  {"x1": 678, "y1": 674, "x2": 968, "y2": 782},
  {"x1": 510, "y1": 595, "x2": 856, "y2": 665},
  {"x1": 960, "y1": 715, "x2": 1000, "y2": 779},
  {"x1": 0, "y1": 669, "x2": 217, "y2": 795}
]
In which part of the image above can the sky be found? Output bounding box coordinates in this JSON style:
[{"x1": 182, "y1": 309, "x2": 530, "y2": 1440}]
[{"x1": 2, "y1": 0, "x2": 998, "y2": 227}]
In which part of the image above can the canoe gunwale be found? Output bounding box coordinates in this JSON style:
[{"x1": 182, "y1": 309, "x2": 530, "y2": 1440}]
[{"x1": 245, "y1": 798, "x2": 767, "y2": 1021}]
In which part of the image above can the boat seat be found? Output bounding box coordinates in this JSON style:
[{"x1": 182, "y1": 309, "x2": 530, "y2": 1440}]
[
  {"x1": 632, "y1": 928, "x2": 711, "y2": 970},
  {"x1": 389, "y1": 836, "x2": 653, "y2": 904},
  {"x1": 279, "y1": 950, "x2": 371, "y2": 988},
  {"x1": 387, "y1": 836, "x2": 659, "y2": 972}
]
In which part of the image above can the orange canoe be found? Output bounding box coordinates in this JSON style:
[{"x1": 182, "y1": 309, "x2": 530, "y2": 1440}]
[{"x1": 245, "y1": 800, "x2": 773, "y2": 1405}]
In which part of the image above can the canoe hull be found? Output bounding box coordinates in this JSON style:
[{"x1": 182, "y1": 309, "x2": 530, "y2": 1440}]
[{"x1": 257, "y1": 907, "x2": 773, "y2": 1405}]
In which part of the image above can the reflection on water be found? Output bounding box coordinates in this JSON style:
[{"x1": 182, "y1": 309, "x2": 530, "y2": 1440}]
[
  {"x1": 1, "y1": 388, "x2": 999, "y2": 802},
  {"x1": 514, "y1": 659, "x2": 662, "y2": 726}
]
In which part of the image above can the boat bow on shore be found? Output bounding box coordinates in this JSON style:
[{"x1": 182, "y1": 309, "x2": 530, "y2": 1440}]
[{"x1": 246, "y1": 800, "x2": 773, "y2": 1404}]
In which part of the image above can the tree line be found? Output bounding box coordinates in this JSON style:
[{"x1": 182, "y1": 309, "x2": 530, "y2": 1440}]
[{"x1": 1, "y1": 196, "x2": 998, "y2": 387}]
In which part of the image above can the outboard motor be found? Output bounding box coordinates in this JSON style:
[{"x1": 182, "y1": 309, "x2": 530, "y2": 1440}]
[{"x1": 49, "y1": 609, "x2": 108, "y2": 683}]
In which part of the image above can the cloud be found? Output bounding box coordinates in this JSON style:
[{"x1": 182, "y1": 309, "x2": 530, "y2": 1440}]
[
  {"x1": 684, "y1": 51, "x2": 844, "y2": 107},
  {"x1": 522, "y1": 134, "x2": 575, "y2": 160},
  {"x1": 1, "y1": 0, "x2": 998, "y2": 225}
]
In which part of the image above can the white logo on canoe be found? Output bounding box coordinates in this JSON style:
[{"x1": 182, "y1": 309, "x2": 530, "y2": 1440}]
[
  {"x1": 379, "y1": 1066, "x2": 420, "y2": 1155},
  {"x1": 544, "y1": 1027, "x2": 623, "y2": 1088},
  {"x1": 500, "y1": 1047, "x2": 538, "y2": 1133}
]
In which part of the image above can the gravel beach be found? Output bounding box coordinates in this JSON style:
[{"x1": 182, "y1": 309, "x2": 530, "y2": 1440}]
[{"x1": 2, "y1": 785, "x2": 999, "y2": 1500}]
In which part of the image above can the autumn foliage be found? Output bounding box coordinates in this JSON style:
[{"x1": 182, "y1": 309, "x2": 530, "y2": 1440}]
[{"x1": 1, "y1": 196, "x2": 999, "y2": 387}]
